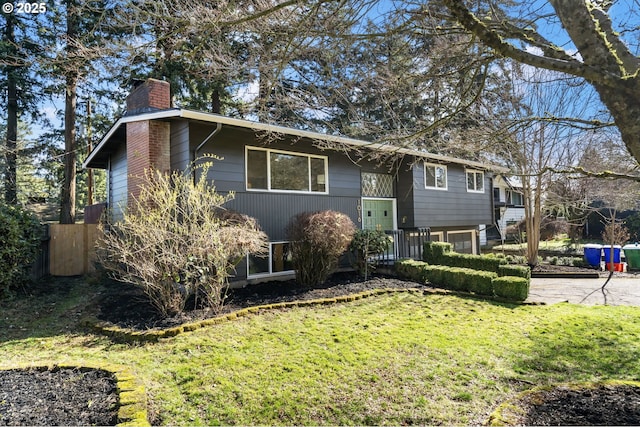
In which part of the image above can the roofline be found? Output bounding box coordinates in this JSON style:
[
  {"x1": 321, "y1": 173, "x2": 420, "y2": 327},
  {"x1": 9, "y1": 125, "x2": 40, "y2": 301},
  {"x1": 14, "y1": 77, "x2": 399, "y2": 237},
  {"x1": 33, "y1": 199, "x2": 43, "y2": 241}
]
[{"x1": 83, "y1": 108, "x2": 510, "y2": 173}]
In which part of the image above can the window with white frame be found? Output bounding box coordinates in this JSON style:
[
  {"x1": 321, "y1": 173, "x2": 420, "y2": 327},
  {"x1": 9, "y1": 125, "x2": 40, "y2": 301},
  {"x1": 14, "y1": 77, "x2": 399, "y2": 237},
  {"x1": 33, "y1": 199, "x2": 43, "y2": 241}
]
[
  {"x1": 246, "y1": 147, "x2": 328, "y2": 193},
  {"x1": 248, "y1": 242, "x2": 294, "y2": 277},
  {"x1": 425, "y1": 164, "x2": 447, "y2": 190},
  {"x1": 466, "y1": 170, "x2": 484, "y2": 193},
  {"x1": 447, "y1": 230, "x2": 476, "y2": 254},
  {"x1": 506, "y1": 189, "x2": 524, "y2": 206}
]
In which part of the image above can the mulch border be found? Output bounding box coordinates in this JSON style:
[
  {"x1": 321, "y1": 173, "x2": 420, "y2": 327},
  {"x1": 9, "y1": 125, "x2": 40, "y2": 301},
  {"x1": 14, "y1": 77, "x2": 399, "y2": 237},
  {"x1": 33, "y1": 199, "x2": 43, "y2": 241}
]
[
  {"x1": 0, "y1": 362, "x2": 150, "y2": 427},
  {"x1": 486, "y1": 380, "x2": 640, "y2": 426}
]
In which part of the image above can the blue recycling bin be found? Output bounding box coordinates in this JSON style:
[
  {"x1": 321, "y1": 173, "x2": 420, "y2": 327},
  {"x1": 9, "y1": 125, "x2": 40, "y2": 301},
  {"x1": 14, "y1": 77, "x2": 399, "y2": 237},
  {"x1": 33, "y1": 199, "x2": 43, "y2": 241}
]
[
  {"x1": 583, "y1": 244, "x2": 602, "y2": 268},
  {"x1": 603, "y1": 245, "x2": 622, "y2": 271}
]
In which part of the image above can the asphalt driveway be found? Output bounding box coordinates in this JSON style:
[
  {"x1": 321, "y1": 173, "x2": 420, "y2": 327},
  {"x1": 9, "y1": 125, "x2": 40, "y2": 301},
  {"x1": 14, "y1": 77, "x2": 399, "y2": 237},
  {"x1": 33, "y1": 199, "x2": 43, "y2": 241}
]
[{"x1": 527, "y1": 273, "x2": 640, "y2": 306}]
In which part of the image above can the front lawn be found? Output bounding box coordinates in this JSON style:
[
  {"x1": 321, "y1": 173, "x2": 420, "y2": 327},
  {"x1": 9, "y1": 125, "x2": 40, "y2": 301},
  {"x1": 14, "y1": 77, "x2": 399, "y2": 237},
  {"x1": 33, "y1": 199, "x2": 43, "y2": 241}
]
[{"x1": 1, "y1": 278, "x2": 640, "y2": 425}]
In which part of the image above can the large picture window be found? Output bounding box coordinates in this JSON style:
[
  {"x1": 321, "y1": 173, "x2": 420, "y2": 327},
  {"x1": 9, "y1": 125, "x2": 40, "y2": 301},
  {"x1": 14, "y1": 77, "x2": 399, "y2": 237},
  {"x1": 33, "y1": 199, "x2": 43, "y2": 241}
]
[
  {"x1": 246, "y1": 147, "x2": 327, "y2": 193},
  {"x1": 466, "y1": 170, "x2": 484, "y2": 193},
  {"x1": 425, "y1": 164, "x2": 447, "y2": 190}
]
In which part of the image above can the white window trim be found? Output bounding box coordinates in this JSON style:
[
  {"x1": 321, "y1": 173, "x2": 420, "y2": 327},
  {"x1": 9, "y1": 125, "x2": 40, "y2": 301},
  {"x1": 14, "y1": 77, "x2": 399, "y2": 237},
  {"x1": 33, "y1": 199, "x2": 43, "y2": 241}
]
[
  {"x1": 245, "y1": 146, "x2": 329, "y2": 194},
  {"x1": 247, "y1": 241, "x2": 295, "y2": 279},
  {"x1": 466, "y1": 169, "x2": 485, "y2": 193},
  {"x1": 430, "y1": 231, "x2": 444, "y2": 242},
  {"x1": 446, "y1": 229, "x2": 477, "y2": 254},
  {"x1": 424, "y1": 163, "x2": 448, "y2": 191}
]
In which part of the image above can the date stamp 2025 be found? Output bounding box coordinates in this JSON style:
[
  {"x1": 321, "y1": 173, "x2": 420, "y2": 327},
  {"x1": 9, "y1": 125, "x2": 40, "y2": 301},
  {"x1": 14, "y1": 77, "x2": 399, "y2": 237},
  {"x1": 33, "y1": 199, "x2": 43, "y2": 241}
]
[{"x1": 3, "y1": 2, "x2": 47, "y2": 14}]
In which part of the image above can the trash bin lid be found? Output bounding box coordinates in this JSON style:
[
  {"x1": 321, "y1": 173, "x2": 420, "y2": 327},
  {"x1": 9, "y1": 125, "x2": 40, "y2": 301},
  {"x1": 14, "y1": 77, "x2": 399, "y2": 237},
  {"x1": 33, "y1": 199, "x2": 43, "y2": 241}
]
[
  {"x1": 623, "y1": 243, "x2": 640, "y2": 250},
  {"x1": 583, "y1": 244, "x2": 602, "y2": 249}
]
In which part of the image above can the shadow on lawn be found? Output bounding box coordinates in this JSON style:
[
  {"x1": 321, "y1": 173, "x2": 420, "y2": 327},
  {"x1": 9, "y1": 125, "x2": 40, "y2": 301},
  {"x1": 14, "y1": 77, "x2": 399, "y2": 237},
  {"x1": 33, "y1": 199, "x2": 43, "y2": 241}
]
[
  {"x1": 0, "y1": 276, "x2": 107, "y2": 343},
  {"x1": 512, "y1": 311, "x2": 640, "y2": 382}
]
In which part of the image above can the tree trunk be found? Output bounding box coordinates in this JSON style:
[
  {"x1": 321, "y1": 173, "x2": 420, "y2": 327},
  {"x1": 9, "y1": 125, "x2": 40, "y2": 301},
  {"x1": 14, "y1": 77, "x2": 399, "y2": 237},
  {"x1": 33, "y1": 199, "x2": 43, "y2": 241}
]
[
  {"x1": 60, "y1": 1, "x2": 79, "y2": 224},
  {"x1": 4, "y1": 13, "x2": 17, "y2": 205}
]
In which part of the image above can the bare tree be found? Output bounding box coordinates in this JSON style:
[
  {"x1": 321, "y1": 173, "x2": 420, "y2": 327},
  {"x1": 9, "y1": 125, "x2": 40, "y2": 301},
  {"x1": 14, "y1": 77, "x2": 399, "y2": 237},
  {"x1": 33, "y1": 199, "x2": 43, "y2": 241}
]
[
  {"x1": 441, "y1": 0, "x2": 640, "y2": 166},
  {"x1": 490, "y1": 65, "x2": 594, "y2": 265}
]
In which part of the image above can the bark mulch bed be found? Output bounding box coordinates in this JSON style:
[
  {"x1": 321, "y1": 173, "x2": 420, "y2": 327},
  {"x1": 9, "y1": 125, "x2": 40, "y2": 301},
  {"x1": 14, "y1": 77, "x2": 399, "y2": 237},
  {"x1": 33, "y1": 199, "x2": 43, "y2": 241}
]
[
  {"x1": 493, "y1": 383, "x2": 640, "y2": 426},
  {"x1": 0, "y1": 367, "x2": 117, "y2": 426}
]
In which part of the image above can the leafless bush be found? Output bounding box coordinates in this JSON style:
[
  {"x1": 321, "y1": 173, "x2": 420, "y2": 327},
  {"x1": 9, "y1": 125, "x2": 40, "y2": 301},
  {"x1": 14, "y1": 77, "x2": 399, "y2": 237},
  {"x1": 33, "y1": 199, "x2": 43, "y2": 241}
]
[
  {"x1": 286, "y1": 210, "x2": 355, "y2": 287},
  {"x1": 97, "y1": 160, "x2": 268, "y2": 317}
]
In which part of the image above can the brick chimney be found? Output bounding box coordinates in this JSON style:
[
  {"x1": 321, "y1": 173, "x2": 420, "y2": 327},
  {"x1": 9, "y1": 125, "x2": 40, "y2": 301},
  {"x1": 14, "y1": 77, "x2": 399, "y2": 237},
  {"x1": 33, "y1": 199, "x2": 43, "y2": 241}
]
[
  {"x1": 125, "y1": 79, "x2": 171, "y2": 204},
  {"x1": 126, "y1": 78, "x2": 171, "y2": 115}
]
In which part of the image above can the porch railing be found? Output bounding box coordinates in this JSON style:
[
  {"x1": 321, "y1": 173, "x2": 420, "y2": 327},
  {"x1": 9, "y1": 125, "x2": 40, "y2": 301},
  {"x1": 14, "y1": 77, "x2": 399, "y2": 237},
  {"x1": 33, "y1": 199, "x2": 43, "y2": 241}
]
[{"x1": 377, "y1": 227, "x2": 430, "y2": 264}]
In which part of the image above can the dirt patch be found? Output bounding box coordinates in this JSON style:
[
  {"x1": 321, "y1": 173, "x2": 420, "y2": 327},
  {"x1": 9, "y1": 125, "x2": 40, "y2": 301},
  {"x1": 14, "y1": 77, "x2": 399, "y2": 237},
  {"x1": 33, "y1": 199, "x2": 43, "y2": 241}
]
[
  {"x1": 0, "y1": 367, "x2": 117, "y2": 426},
  {"x1": 496, "y1": 383, "x2": 640, "y2": 426}
]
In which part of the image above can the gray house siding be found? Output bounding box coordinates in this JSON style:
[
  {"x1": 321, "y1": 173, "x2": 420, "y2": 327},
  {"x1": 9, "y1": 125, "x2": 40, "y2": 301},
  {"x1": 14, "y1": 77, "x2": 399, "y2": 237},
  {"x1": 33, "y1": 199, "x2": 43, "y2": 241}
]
[
  {"x1": 109, "y1": 143, "x2": 128, "y2": 221},
  {"x1": 170, "y1": 119, "x2": 190, "y2": 172},
  {"x1": 411, "y1": 161, "x2": 493, "y2": 228},
  {"x1": 225, "y1": 193, "x2": 360, "y2": 241},
  {"x1": 189, "y1": 124, "x2": 366, "y2": 242}
]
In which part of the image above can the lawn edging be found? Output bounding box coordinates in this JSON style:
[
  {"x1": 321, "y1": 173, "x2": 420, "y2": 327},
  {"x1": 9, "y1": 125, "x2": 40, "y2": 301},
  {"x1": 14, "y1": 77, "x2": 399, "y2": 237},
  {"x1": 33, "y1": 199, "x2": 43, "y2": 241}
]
[
  {"x1": 0, "y1": 362, "x2": 150, "y2": 427},
  {"x1": 82, "y1": 287, "x2": 425, "y2": 343},
  {"x1": 486, "y1": 380, "x2": 640, "y2": 426}
]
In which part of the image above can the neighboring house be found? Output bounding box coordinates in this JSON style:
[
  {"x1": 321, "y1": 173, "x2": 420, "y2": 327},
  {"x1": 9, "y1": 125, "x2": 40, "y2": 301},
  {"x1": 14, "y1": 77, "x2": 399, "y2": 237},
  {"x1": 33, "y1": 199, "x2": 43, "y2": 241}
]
[
  {"x1": 485, "y1": 174, "x2": 526, "y2": 244},
  {"x1": 83, "y1": 79, "x2": 507, "y2": 282}
]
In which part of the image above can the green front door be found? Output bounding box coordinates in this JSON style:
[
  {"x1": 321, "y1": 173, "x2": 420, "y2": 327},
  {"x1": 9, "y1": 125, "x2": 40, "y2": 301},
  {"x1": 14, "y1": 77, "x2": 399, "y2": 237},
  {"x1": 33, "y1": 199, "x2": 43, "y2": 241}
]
[{"x1": 362, "y1": 199, "x2": 395, "y2": 231}]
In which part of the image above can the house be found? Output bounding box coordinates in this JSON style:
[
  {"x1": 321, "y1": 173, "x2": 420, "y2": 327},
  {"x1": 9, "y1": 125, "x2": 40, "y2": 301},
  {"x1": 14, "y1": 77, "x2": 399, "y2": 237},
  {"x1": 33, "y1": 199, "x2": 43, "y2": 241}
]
[
  {"x1": 485, "y1": 174, "x2": 526, "y2": 244},
  {"x1": 83, "y1": 78, "x2": 507, "y2": 282}
]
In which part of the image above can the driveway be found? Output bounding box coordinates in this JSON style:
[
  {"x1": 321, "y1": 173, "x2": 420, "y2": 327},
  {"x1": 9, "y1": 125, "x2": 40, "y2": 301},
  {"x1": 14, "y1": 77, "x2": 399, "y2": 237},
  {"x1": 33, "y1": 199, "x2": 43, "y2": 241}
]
[{"x1": 527, "y1": 273, "x2": 640, "y2": 306}]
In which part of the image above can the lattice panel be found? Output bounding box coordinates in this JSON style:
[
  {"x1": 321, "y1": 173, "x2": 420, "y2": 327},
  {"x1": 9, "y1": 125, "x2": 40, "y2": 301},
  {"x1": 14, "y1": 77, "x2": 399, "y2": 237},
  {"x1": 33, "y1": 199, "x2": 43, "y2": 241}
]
[{"x1": 361, "y1": 172, "x2": 394, "y2": 197}]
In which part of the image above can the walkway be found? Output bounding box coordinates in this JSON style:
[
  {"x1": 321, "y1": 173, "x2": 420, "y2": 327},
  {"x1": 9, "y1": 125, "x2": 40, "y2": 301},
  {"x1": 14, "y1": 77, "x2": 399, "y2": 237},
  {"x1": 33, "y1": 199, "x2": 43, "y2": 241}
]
[{"x1": 527, "y1": 274, "x2": 640, "y2": 306}]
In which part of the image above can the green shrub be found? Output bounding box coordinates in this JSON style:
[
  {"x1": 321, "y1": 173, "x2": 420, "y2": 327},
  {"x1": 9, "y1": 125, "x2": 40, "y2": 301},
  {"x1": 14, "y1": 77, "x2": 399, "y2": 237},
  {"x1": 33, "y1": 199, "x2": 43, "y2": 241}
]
[
  {"x1": 423, "y1": 242, "x2": 507, "y2": 273},
  {"x1": 395, "y1": 259, "x2": 429, "y2": 283},
  {"x1": 396, "y1": 260, "x2": 496, "y2": 295},
  {"x1": 287, "y1": 210, "x2": 356, "y2": 287},
  {"x1": 498, "y1": 264, "x2": 531, "y2": 279},
  {"x1": 467, "y1": 270, "x2": 496, "y2": 296},
  {"x1": 0, "y1": 203, "x2": 41, "y2": 298},
  {"x1": 423, "y1": 241, "x2": 452, "y2": 263},
  {"x1": 492, "y1": 276, "x2": 530, "y2": 302},
  {"x1": 349, "y1": 229, "x2": 391, "y2": 279},
  {"x1": 572, "y1": 257, "x2": 589, "y2": 268}
]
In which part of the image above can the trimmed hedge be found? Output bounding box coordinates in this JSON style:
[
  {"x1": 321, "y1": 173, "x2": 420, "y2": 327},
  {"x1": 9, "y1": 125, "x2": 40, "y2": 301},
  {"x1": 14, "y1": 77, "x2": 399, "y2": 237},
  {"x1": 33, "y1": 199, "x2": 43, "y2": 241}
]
[
  {"x1": 498, "y1": 264, "x2": 531, "y2": 279},
  {"x1": 492, "y1": 276, "x2": 530, "y2": 302},
  {"x1": 396, "y1": 259, "x2": 530, "y2": 302},
  {"x1": 423, "y1": 242, "x2": 508, "y2": 273}
]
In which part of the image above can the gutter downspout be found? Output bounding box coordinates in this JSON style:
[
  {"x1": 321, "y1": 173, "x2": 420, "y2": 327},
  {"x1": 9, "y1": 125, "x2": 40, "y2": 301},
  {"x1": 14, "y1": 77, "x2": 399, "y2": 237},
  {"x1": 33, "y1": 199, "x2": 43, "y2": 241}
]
[{"x1": 193, "y1": 122, "x2": 222, "y2": 183}]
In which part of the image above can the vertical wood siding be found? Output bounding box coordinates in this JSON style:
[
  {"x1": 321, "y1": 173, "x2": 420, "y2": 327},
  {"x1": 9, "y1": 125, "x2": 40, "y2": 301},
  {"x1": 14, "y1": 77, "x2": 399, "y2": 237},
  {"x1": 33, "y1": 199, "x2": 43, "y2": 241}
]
[{"x1": 109, "y1": 143, "x2": 127, "y2": 221}]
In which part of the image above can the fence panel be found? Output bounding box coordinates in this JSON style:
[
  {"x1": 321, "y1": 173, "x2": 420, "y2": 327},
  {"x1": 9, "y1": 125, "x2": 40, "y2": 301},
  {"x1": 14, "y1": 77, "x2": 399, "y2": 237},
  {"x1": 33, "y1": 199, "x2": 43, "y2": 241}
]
[{"x1": 49, "y1": 224, "x2": 100, "y2": 276}]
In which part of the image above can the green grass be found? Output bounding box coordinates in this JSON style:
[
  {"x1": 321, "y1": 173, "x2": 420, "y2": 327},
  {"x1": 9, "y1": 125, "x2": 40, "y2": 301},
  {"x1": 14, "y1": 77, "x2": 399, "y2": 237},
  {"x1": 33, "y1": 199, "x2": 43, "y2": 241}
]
[{"x1": 2, "y1": 278, "x2": 640, "y2": 425}]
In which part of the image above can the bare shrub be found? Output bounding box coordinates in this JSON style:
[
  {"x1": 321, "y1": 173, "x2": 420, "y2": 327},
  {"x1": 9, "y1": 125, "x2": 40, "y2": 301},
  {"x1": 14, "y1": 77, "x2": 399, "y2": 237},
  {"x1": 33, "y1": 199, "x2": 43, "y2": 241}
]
[
  {"x1": 286, "y1": 210, "x2": 356, "y2": 287},
  {"x1": 97, "y1": 160, "x2": 268, "y2": 317}
]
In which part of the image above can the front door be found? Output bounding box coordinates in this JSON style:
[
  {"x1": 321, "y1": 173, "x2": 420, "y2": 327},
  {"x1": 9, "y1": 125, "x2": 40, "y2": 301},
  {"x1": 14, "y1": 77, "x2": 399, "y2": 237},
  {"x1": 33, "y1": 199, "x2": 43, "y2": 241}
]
[{"x1": 362, "y1": 199, "x2": 395, "y2": 231}]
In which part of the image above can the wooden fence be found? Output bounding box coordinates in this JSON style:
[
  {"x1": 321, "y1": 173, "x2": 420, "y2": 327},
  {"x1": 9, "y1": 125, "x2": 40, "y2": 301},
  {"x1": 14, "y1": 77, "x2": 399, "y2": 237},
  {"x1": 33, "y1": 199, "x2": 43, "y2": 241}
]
[{"x1": 48, "y1": 224, "x2": 101, "y2": 276}]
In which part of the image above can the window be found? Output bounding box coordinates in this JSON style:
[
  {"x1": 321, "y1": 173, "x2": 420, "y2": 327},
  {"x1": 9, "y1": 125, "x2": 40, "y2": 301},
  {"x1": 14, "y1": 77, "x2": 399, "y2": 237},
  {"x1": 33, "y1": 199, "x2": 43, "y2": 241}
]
[
  {"x1": 246, "y1": 147, "x2": 327, "y2": 193},
  {"x1": 248, "y1": 242, "x2": 294, "y2": 277},
  {"x1": 430, "y1": 231, "x2": 444, "y2": 242},
  {"x1": 466, "y1": 170, "x2": 484, "y2": 193},
  {"x1": 447, "y1": 230, "x2": 476, "y2": 254},
  {"x1": 425, "y1": 164, "x2": 447, "y2": 190},
  {"x1": 362, "y1": 172, "x2": 394, "y2": 197},
  {"x1": 506, "y1": 190, "x2": 524, "y2": 206}
]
